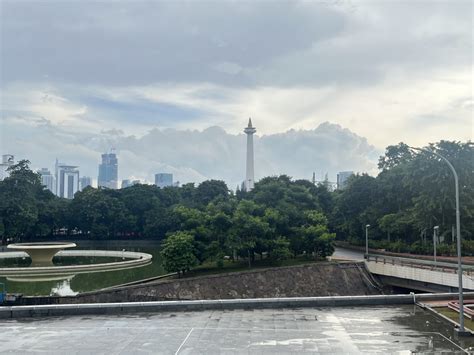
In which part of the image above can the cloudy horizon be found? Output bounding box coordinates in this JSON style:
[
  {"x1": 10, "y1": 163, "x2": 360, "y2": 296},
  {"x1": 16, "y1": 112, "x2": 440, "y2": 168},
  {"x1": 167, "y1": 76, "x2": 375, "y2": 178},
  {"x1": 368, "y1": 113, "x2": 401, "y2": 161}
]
[{"x1": 1, "y1": 0, "x2": 472, "y2": 186}]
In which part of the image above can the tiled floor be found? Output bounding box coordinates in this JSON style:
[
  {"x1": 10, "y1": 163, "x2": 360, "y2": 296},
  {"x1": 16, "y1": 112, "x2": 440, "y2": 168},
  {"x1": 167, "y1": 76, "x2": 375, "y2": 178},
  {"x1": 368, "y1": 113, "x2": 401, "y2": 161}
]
[{"x1": 0, "y1": 306, "x2": 471, "y2": 354}]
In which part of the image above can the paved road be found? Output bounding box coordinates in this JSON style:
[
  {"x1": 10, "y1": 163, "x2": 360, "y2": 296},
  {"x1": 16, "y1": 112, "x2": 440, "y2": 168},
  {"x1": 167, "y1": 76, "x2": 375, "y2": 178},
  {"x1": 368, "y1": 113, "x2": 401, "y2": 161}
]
[
  {"x1": 331, "y1": 247, "x2": 365, "y2": 261},
  {"x1": 1, "y1": 306, "x2": 471, "y2": 354}
]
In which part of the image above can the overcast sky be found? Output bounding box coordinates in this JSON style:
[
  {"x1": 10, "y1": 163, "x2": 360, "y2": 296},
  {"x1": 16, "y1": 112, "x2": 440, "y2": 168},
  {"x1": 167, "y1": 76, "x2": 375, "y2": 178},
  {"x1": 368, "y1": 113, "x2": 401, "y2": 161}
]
[{"x1": 0, "y1": 0, "x2": 472, "y2": 186}]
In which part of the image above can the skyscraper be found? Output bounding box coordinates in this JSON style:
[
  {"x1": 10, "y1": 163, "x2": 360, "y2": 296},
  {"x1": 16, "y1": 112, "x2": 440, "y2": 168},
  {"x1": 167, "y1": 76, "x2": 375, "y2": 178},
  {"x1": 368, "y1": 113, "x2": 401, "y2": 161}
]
[
  {"x1": 244, "y1": 118, "x2": 256, "y2": 191},
  {"x1": 155, "y1": 173, "x2": 173, "y2": 188},
  {"x1": 79, "y1": 176, "x2": 92, "y2": 191},
  {"x1": 38, "y1": 168, "x2": 55, "y2": 193},
  {"x1": 98, "y1": 152, "x2": 118, "y2": 189},
  {"x1": 337, "y1": 171, "x2": 354, "y2": 190},
  {"x1": 121, "y1": 179, "x2": 140, "y2": 188},
  {"x1": 0, "y1": 154, "x2": 14, "y2": 181},
  {"x1": 55, "y1": 160, "x2": 80, "y2": 199}
]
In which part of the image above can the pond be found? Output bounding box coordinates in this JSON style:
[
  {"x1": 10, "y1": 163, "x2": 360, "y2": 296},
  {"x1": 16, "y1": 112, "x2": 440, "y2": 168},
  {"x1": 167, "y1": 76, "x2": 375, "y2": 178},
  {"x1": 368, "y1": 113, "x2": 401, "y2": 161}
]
[{"x1": 0, "y1": 240, "x2": 165, "y2": 297}]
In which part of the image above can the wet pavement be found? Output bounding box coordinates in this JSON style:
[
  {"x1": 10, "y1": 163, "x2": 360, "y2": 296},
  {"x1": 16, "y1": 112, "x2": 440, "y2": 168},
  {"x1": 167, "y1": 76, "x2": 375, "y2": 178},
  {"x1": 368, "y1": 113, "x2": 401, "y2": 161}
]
[{"x1": 1, "y1": 305, "x2": 474, "y2": 354}]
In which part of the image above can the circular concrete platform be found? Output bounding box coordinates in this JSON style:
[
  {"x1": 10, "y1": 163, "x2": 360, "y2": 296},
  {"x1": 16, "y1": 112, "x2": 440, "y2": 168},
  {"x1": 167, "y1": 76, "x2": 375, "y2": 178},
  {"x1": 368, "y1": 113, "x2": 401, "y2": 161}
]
[{"x1": 0, "y1": 250, "x2": 153, "y2": 277}]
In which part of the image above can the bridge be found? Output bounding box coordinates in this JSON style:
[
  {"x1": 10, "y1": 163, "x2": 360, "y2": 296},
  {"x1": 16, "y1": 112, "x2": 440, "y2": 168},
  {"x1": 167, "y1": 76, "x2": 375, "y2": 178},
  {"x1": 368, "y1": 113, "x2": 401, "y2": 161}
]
[{"x1": 333, "y1": 248, "x2": 474, "y2": 293}]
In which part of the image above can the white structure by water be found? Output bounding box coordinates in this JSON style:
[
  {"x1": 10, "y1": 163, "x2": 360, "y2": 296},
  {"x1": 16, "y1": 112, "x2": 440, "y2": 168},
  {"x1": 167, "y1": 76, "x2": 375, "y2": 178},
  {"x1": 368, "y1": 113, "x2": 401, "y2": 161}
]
[{"x1": 244, "y1": 118, "x2": 256, "y2": 191}]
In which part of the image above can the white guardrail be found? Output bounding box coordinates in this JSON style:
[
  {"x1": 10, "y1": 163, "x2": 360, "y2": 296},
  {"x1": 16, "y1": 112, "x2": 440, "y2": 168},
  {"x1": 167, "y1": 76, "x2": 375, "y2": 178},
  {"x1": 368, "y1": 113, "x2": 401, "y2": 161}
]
[{"x1": 365, "y1": 254, "x2": 474, "y2": 290}]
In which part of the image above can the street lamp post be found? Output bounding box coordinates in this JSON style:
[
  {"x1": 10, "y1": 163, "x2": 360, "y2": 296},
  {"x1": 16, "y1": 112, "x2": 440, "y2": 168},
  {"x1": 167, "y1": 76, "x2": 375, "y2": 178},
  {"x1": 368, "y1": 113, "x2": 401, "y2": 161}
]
[
  {"x1": 433, "y1": 226, "x2": 439, "y2": 263},
  {"x1": 409, "y1": 146, "x2": 465, "y2": 333},
  {"x1": 365, "y1": 224, "x2": 370, "y2": 258}
]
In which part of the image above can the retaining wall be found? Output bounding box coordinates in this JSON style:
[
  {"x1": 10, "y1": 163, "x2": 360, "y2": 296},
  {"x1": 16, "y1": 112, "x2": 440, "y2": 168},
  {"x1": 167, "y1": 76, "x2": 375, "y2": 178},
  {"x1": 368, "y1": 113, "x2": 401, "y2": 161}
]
[{"x1": 18, "y1": 261, "x2": 379, "y2": 305}]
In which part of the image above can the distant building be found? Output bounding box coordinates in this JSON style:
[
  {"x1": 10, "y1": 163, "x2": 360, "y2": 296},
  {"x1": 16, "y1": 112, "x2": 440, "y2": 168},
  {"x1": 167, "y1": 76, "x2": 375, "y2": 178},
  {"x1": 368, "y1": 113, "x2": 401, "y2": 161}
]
[
  {"x1": 155, "y1": 173, "x2": 173, "y2": 188},
  {"x1": 336, "y1": 171, "x2": 354, "y2": 190},
  {"x1": 38, "y1": 168, "x2": 55, "y2": 193},
  {"x1": 121, "y1": 179, "x2": 140, "y2": 189},
  {"x1": 98, "y1": 153, "x2": 118, "y2": 189},
  {"x1": 79, "y1": 176, "x2": 92, "y2": 191},
  {"x1": 55, "y1": 160, "x2": 80, "y2": 199},
  {"x1": 0, "y1": 154, "x2": 14, "y2": 181}
]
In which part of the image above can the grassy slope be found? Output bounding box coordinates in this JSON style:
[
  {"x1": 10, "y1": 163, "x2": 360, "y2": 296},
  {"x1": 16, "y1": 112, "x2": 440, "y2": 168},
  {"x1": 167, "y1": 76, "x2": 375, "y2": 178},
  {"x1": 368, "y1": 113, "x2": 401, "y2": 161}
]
[{"x1": 435, "y1": 307, "x2": 474, "y2": 331}]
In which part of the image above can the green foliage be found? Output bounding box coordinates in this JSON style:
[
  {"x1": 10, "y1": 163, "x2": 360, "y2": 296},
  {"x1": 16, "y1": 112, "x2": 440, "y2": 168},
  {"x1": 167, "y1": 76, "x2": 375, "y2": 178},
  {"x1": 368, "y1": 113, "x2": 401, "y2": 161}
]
[
  {"x1": 161, "y1": 231, "x2": 198, "y2": 274},
  {"x1": 0, "y1": 160, "x2": 56, "y2": 242},
  {"x1": 333, "y1": 140, "x2": 473, "y2": 256},
  {"x1": 269, "y1": 237, "x2": 292, "y2": 265}
]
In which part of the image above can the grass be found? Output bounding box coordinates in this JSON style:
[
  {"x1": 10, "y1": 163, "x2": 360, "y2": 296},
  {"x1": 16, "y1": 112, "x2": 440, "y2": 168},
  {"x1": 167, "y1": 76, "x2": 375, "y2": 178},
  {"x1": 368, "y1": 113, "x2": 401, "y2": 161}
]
[
  {"x1": 184, "y1": 256, "x2": 327, "y2": 278},
  {"x1": 435, "y1": 307, "x2": 474, "y2": 331}
]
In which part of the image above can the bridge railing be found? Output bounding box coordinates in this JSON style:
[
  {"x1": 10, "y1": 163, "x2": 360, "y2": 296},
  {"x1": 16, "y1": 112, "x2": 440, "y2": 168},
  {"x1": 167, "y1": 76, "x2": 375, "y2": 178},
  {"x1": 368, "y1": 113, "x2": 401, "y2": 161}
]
[{"x1": 366, "y1": 254, "x2": 474, "y2": 277}]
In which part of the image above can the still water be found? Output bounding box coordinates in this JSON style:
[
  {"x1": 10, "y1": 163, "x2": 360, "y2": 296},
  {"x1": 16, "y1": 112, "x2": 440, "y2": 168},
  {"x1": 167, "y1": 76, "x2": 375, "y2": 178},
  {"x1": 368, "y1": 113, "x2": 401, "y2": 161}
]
[{"x1": 0, "y1": 240, "x2": 165, "y2": 296}]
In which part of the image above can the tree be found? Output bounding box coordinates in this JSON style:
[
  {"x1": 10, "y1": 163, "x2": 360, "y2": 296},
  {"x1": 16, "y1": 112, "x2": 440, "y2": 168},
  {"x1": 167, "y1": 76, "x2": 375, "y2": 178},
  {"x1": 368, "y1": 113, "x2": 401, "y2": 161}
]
[
  {"x1": 0, "y1": 160, "x2": 43, "y2": 242},
  {"x1": 195, "y1": 180, "x2": 229, "y2": 206},
  {"x1": 161, "y1": 231, "x2": 198, "y2": 275},
  {"x1": 229, "y1": 200, "x2": 270, "y2": 267},
  {"x1": 269, "y1": 237, "x2": 292, "y2": 265}
]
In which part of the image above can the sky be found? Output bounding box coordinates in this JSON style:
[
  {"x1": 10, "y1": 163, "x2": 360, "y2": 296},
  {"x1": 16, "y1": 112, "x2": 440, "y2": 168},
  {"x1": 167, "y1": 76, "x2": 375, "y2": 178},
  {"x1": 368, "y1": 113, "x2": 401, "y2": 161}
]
[{"x1": 0, "y1": 0, "x2": 472, "y2": 187}]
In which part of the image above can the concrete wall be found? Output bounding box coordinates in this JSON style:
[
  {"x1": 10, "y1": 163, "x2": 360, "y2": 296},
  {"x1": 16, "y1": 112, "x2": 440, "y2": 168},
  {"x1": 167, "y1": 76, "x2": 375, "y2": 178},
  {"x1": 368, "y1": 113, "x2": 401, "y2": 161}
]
[
  {"x1": 3, "y1": 292, "x2": 474, "y2": 319},
  {"x1": 20, "y1": 261, "x2": 379, "y2": 305}
]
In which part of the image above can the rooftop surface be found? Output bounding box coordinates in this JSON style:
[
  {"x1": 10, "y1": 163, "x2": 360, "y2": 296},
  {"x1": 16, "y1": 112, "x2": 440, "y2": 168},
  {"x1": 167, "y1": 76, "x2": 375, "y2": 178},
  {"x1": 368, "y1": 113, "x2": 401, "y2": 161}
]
[{"x1": 1, "y1": 305, "x2": 473, "y2": 354}]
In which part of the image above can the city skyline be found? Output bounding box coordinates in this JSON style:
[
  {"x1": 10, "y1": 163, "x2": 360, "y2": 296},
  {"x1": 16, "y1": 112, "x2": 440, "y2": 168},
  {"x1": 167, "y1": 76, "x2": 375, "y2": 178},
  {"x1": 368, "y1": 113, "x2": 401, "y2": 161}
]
[{"x1": 0, "y1": 120, "x2": 376, "y2": 190}]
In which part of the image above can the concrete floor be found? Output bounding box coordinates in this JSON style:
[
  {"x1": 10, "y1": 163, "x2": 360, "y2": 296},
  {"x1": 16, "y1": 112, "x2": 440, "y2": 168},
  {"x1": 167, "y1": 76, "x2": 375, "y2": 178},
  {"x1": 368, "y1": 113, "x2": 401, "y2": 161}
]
[{"x1": 0, "y1": 306, "x2": 470, "y2": 354}]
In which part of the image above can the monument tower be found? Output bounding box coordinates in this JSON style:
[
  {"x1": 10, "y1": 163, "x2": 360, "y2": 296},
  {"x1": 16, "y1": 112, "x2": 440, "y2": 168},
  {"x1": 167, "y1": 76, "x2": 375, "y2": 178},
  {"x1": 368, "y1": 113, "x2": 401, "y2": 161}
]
[{"x1": 244, "y1": 118, "x2": 256, "y2": 191}]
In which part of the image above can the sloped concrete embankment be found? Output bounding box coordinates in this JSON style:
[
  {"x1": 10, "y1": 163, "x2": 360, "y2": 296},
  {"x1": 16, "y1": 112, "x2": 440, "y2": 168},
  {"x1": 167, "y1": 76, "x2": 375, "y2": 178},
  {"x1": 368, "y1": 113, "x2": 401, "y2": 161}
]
[{"x1": 50, "y1": 261, "x2": 380, "y2": 304}]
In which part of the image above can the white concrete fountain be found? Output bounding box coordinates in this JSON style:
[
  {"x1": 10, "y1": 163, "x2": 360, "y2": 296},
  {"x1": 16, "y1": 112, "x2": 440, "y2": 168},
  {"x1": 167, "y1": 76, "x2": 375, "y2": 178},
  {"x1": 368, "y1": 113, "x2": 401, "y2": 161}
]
[{"x1": 7, "y1": 242, "x2": 77, "y2": 265}]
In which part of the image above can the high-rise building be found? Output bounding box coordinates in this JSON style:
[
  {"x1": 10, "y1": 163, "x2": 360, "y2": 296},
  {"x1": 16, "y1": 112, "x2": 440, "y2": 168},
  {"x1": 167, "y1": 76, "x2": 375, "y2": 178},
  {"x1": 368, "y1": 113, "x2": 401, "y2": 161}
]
[
  {"x1": 98, "y1": 152, "x2": 118, "y2": 189},
  {"x1": 121, "y1": 179, "x2": 140, "y2": 188},
  {"x1": 0, "y1": 154, "x2": 14, "y2": 181},
  {"x1": 55, "y1": 160, "x2": 80, "y2": 199},
  {"x1": 155, "y1": 173, "x2": 173, "y2": 188},
  {"x1": 79, "y1": 176, "x2": 92, "y2": 191},
  {"x1": 244, "y1": 118, "x2": 256, "y2": 191},
  {"x1": 38, "y1": 168, "x2": 55, "y2": 193},
  {"x1": 337, "y1": 171, "x2": 354, "y2": 190}
]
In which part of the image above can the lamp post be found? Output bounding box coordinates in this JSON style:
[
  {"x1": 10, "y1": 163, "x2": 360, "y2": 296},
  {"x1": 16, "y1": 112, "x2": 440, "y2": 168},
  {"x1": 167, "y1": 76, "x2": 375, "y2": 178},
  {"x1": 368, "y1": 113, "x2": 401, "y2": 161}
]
[
  {"x1": 433, "y1": 226, "x2": 439, "y2": 263},
  {"x1": 409, "y1": 146, "x2": 465, "y2": 333},
  {"x1": 365, "y1": 224, "x2": 370, "y2": 258}
]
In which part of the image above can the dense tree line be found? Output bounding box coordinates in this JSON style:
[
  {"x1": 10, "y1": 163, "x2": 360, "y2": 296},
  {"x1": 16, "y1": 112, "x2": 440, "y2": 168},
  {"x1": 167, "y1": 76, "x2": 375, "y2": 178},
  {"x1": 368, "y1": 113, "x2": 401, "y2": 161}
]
[
  {"x1": 1, "y1": 140, "x2": 471, "y2": 271},
  {"x1": 331, "y1": 141, "x2": 474, "y2": 255}
]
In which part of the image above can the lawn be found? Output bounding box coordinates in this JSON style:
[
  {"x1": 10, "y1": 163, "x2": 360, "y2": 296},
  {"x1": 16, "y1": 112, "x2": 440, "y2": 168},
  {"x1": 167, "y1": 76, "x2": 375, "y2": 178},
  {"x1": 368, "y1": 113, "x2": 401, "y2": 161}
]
[{"x1": 435, "y1": 307, "x2": 474, "y2": 331}]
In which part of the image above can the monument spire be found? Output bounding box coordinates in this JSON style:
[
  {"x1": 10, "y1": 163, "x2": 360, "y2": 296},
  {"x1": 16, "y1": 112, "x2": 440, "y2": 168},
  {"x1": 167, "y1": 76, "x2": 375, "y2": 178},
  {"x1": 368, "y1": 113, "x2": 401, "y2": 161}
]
[{"x1": 244, "y1": 117, "x2": 256, "y2": 191}]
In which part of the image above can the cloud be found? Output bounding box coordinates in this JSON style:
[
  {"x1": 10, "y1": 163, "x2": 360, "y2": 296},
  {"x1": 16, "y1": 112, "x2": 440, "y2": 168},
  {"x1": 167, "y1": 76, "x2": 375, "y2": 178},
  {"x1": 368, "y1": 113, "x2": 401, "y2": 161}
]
[
  {"x1": 1, "y1": 1, "x2": 470, "y2": 88},
  {"x1": 0, "y1": 1, "x2": 346, "y2": 86},
  {"x1": 0, "y1": 0, "x2": 471, "y2": 180}
]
